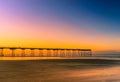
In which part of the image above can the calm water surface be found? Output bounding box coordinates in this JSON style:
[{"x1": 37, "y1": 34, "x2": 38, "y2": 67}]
[{"x1": 0, "y1": 57, "x2": 120, "y2": 82}]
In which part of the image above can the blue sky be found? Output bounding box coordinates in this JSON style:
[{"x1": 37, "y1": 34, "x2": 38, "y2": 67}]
[{"x1": 0, "y1": 0, "x2": 120, "y2": 52}]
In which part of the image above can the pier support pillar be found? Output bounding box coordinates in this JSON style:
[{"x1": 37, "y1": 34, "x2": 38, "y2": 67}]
[
  {"x1": 66, "y1": 50, "x2": 72, "y2": 57},
  {"x1": 53, "y1": 49, "x2": 58, "y2": 57},
  {"x1": 64, "y1": 50, "x2": 66, "y2": 57},
  {"x1": 21, "y1": 49, "x2": 25, "y2": 57},
  {"x1": 39, "y1": 49, "x2": 43, "y2": 57},
  {"x1": 90, "y1": 50, "x2": 92, "y2": 56},
  {"x1": 59, "y1": 49, "x2": 65, "y2": 57},
  {"x1": 11, "y1": 49, "x2": 16, "y2": 57},
  {"x1": 0, "y1": 48, "x2": 4, "y2": 57},
  {"x1": 78, "y1": 50, "x2": 81, "y2": 57},
  {"x1": 46, "y1": 49, "x2": 52, "y2": 57},
  {"x1": 30, "y1": 49, "x2": 35, "y2": 57}
]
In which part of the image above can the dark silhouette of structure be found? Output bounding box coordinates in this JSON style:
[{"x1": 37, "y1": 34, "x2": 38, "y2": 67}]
[{"x1": 0, "y1": 47, "x2": 92, "y2": 57}]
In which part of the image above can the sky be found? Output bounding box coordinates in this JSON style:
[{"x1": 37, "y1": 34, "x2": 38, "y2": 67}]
[{"x1": 0, "y1": 0, "x2": 120, "y2": 52}]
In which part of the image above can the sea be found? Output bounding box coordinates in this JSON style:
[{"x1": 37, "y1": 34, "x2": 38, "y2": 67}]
[{"x1": 0, "y1": 57, "x2": 120, "y2": 82}]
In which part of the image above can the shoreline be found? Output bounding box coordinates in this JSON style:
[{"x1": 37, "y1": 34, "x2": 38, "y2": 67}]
[{"x1": 0, "y1": 57, "x2": 120, "y2": 61}]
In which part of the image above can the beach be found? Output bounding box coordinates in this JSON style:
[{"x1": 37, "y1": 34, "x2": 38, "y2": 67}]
[{"x1": 0, "y1": 58, "x2": 120, "y2": 82}]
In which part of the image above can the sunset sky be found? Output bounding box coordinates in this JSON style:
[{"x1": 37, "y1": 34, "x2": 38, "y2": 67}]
[{"x1": 0, "y1": 0, "x2": 120, "y2": 52}]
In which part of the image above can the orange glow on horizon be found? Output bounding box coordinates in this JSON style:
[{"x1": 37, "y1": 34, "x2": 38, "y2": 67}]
[{"x1": 0, "y1": 9, "x2": 120, "y2": 52}]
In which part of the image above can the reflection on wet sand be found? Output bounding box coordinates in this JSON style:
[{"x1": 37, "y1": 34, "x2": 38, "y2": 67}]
[
  {"x1": 0, "y1": 58, "x2": 120, "y2": 82},
  {"x1": 65, "y1": 66, "x2": 120, "y2": 82}
]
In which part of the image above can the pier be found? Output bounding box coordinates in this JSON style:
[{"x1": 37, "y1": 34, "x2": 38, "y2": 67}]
[{"x1": 0, "y1": 47, "x2": 92, "y2": 57}]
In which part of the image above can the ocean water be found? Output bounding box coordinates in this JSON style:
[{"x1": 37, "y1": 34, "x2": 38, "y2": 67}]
[{"x1": 0, "y1": 57, "x2": 120, "y2": 82}]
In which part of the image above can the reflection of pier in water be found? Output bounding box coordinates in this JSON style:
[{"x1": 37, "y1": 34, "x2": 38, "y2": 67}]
[{"x1": 0, "y1": 47, "x2": 92, "y2": 57}]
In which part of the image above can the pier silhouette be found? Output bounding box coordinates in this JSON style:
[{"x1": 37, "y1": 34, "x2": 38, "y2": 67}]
[{"x1": 0, "y1": 47, "x2": 92, "y2": 57}]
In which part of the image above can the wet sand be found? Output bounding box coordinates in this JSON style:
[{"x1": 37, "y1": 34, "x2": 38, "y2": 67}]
[{"x1": 0, "y1": 59, "x2": 120, "y2": 82}]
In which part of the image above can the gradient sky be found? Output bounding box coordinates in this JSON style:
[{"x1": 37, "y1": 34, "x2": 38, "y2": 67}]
[{"x1": 0, "y1": 0, "x2": 120, "y2": 52}]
